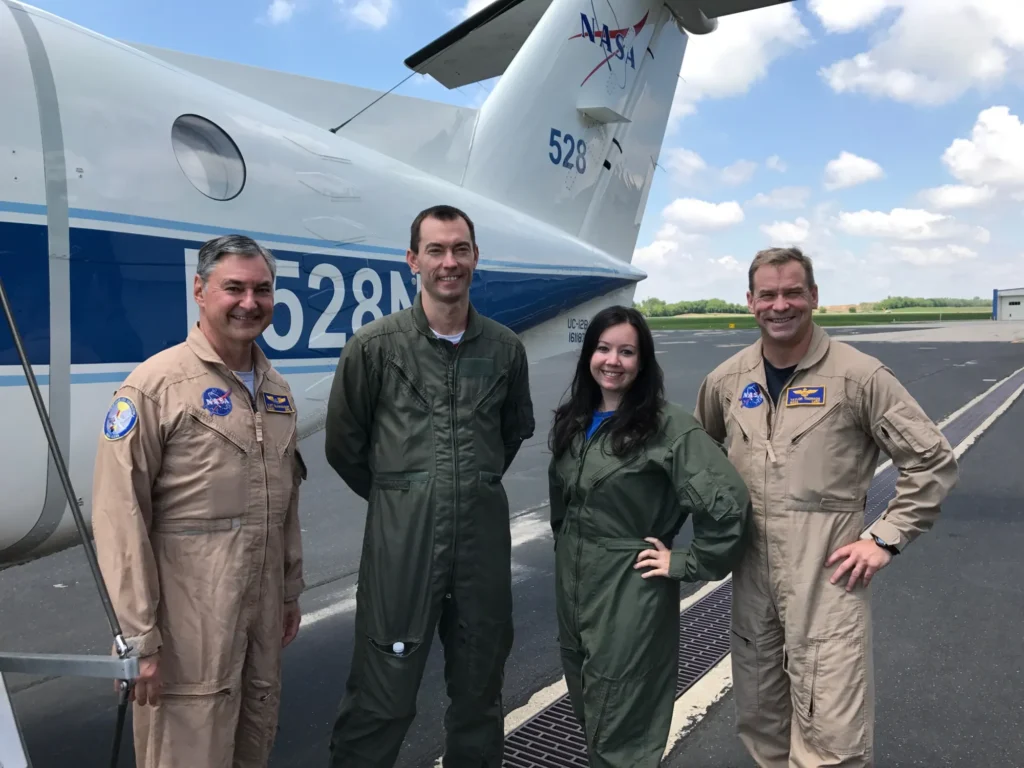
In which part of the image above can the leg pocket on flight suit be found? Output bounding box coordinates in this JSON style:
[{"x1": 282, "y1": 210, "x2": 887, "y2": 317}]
[
  {"x1": 587, "y1": 666, "x2": 666, "y2": 766},
  {"x1": 360, "y1": 471, "x2": 436, "y2": 650},
  {"x1": 730, "y1": 629, "x2": 760, "y2": 716},
  {"x1": 235, "y1": 677, "x2": 281, "y2": 767},
  {"x1": 793, "y1": 638, "x2": 868, "y2": 758}
]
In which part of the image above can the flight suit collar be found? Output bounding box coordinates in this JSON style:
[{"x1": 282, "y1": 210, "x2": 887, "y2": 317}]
[
  {"x1": 410, "y1": 291, "x2": 483, "y2": 343},
  {"x1": 742, "y1": 322, "x2": 830, "y2": 378},
  {"x1": 186, "y1": 322, "x2": 271, "y2": 394}
]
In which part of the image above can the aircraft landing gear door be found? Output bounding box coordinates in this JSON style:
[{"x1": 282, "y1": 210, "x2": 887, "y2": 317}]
[{"x1": 0, "y1": 671, "x2": 30, "y2": 768}]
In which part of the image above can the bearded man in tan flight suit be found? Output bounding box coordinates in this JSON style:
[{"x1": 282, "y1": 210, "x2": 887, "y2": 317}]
[
  {"x1": 92, "y1": 234, "x2": 306, "y2": 768},
  {"x1": 694, "y1": 246, "x2": 958, "y2": 768}
]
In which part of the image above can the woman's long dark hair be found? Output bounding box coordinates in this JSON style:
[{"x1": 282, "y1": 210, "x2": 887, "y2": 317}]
[{"x1": 548, "y1": 305, "x2": 665, "y2": 459}]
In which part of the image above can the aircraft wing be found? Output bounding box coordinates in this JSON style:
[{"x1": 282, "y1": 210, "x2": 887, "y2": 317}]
[
  {"x1": 404, "y1": 0, "x2": 548, "y2": 89},
  {"x1": 698, "y1": 0, "x2": 795, "y2": 17},
  {"x1": 405, "y1": 0, "x2": 796, "y2": 88}
]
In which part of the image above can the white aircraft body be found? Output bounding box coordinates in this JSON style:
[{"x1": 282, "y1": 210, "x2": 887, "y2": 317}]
[{"x1": 0, "y1": 0, "x2": 792, "y2": 568}]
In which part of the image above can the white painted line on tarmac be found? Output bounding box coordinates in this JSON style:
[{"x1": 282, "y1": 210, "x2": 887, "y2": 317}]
[
  {"x1": 302, "y1": 584, "x2": 357, "y2": 628},
  {"x1": 662, "y1": 654, "x2": 732, "y2": 759}
]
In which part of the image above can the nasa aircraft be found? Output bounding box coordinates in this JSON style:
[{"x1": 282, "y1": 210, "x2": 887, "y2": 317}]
[{"x1": 0, "y1": 0, "x2": 793, "y2": 569}]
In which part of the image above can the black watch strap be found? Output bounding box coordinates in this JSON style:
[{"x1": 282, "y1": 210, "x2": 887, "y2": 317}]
[{"x1": 873, "y1": 535, "x2": 899, "y2": 556}]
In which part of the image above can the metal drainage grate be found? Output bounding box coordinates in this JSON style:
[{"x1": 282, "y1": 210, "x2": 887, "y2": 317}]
[{"x1": 502, "y1": 369, "x2": 1024, "y2": 766}]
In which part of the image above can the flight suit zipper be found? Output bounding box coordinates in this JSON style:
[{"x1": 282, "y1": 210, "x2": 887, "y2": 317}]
[
  {"x1": 229, "y1": 369, "x2": 270, "y2": 591},
  {"x1": 570, "y1": 420, "x2": 609, "y2": 639},
  {"x1": 438, "y1": 340, "x2": 464, "y2": 591},
  {"x1": 763, "y1": 369, "x2": 799, "y2": 616}
]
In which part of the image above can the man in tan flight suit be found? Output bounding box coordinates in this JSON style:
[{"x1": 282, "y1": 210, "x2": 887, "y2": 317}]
[
  {"x1": 92, "y1": 234, "x2": 306, "y2": 768},
  {"x1": 694, "y1": 247, "x2": 958, "y2": 767}
]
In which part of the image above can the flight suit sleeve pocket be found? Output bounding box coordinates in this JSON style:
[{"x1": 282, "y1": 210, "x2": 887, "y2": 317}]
[
  {"x1": 373, "y1": 471, "x2": 430, "y2": 490},
  {"x1": 875, "y1": 402, "x2": 941, "y2": 465},
  {"x1": 684, "y1": 469, "x2": 731, "y2": 522}
]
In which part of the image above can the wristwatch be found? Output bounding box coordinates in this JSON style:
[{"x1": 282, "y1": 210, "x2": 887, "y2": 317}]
[{"x1": 872, "y1": 535, "x2": 899, "y2": 556}]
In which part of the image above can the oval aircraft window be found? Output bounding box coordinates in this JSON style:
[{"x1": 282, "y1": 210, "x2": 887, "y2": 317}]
[{"x1": 171, "y1": 114, "x2": 245, "y2": 201}]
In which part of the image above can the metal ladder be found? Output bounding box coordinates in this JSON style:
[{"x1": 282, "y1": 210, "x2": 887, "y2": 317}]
[{"x1": 0, "y1": 276, "x2": 138, "y2": 768}]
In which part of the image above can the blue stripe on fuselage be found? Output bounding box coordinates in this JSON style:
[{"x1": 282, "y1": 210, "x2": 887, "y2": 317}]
[
  {"x1": 0, "y1": 220, "x2": 633, "y2": 370},
  {"x1": 0, "y1": 202, "x2": 640, "y2": 278}
]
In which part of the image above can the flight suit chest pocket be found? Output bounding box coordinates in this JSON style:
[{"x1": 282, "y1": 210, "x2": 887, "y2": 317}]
[
  {"x1": 784, "y1": 394, "x2": 864, "y2": 506},
  {"x1": 724, "y1": 398, "x2": 757, "y2": 468},
  {"x1": 167, "y1": 407, "x2": 251, "y2": 515},
  {"x1": 459, "y1": 358, "x2": 507, "y2": 412},
  {"x1": 384, "y1": 356, "x2": 431, "y2": 411}
]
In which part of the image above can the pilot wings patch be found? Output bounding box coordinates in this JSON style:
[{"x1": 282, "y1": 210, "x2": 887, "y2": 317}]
[{"x1": 785, "y1": 386, "x2": 825, "y2": 407}]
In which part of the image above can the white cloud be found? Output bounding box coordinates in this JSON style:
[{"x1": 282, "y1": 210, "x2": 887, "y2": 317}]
[
  {"x1": 920, "y1": 184, "x2": 997, "y2": 209},
  {"x1": 456, "y1": 0, "x2": 491, "y2": 19},
  {"x1": 762, "y1": 217, "x2": 811, "y2": 245},
  {"x1": 824, "y1": 151, "x2": 884, "y2": 190},
  {"x1": 766, "y1": 155, "x2": 788, "y2": 172},
  {"x1": 664, "y1": 148, "x2": 708, "y2": 183},
  {"x1": 634, "y1": 238, "x2": 683, "y2": 269},
  {"x1": 663, "y1": 149, "x2": 758, "y2": 188},
  {"x1": 721, "y1": 160, "x2": 758, "y2": 186},
  {"x1": 808, "y1": 0, "x2": 893, "y2": 33},
  {"x1": 265, "y1": 0, "x2": 296, "y2": 24},
  {"x1": 835, "y1": 208, "x2": 962, "y2": 241},
  {"x1": 670, "y1": 3, "x2": 810, "y2": 125},
  {"x1": 942, "y1": 106, "x2": 1024, "y2": 190},
  {"x1": 749, "y1": 186, "x2": 810, "y2": 209},
  {"x1": 662, "y1": 198, "x2": 745, "y2": 231},
  {"x1": 337, "y1": 0, "x2": 392, "y2": 29},
  {"x1": 891, "y1": 244, "x2": 979, "y2": 267},
  {"x1": 810, "y1": 1, "x2": 1024, "y2": 105}
]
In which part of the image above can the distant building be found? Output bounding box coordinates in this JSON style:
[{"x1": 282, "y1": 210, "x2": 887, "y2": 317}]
[{"x1": 993, "y1": 288, "x2": 1024, "y2": 321}]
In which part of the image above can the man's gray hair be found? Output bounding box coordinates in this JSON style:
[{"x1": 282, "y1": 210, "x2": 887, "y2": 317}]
[{"x1": 196, "y1": 235, "x2": 277, "y2": 285}]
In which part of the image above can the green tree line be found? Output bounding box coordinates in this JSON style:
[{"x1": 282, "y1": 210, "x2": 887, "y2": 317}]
[
  {"x1": 634, "y1": 297, "x2": 751, "y2": 317},
  {"x1": 872, "y1": 296, "x2": 990, "y2": 309},
  {"x1": 635, "y1": 295, "x2": 990, "y2": 317}
]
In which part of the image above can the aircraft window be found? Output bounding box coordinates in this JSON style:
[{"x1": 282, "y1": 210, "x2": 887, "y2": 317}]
[{"x1": 171, "y1": 114, "x2": 245, "y2": 201}]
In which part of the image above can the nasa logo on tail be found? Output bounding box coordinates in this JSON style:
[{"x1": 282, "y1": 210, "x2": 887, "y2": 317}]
[{"x1": 572, "y1": 9, "x2": 651, "y2": 87}]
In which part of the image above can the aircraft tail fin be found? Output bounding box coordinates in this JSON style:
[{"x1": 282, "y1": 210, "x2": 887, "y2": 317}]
[
  {"x1": 408, "y1": 0, "x2": 687, "y2": 263},
  {"x1": 407, "y1": 0, "x2": 795, "y2": 263}
]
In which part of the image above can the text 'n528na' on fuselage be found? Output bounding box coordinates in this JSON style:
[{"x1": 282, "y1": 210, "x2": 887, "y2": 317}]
[{"x1": 0, "y1": 0, "x2": 795, "y2": 568}]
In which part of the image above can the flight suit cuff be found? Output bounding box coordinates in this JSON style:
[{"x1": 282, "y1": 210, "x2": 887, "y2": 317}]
[
  {"x1": 284, "y1": 578, "x2": 305, "y2": 603},
  {"x1": 861, "y1": 519, "x2": 905, "y2": 552},
  {"x1": 125, "y1": 628, "x2": 162, "y2": 658},
  {"x1": 668, "y1": 549, "x2": 691, "y2": 581}
]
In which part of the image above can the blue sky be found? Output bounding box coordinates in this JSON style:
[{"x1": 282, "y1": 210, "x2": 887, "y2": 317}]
[{"x1": 27, "y1": 0, "x2": 1024, "y2": 307}]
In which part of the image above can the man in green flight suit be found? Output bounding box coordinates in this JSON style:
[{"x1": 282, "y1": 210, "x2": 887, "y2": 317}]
[{"x1": 324, "y1": 204, "x2": 536, "y2": 767}]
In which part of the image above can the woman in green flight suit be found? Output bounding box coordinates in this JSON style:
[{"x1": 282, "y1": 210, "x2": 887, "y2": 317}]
[{"x1": 547, "y1": 305, "x2": 752, "y2": 768}]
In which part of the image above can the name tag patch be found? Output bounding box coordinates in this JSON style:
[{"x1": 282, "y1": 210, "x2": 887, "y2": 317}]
[
  {"x1": 786, "y1": 386, "x2": 825, "y2": 407},
  {"x1": 263, "y1": 392, "x2": 295, "y2": 414}
]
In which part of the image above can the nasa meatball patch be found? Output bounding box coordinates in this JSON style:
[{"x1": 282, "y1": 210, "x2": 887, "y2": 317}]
[
  {"x1": 103, "y1": 396, "x2": 138, "y2": 441},
  {"x1": 740, "y1": 383, "x2": 764, "y2": 408},
  {"x1": 202, "y1": 387, "x2": 233, "y2": 417}
]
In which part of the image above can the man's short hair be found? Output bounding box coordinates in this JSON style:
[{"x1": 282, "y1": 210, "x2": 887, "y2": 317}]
[
  {"x1": 196, "y1": 235, "x2": 276, "y2": 285},
  {"x1": 748, "y1": 246, "x2": 816, "y2": 293},
  {"x1": 409, "y1": 205, "x2": 476, "y2": 253}
]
